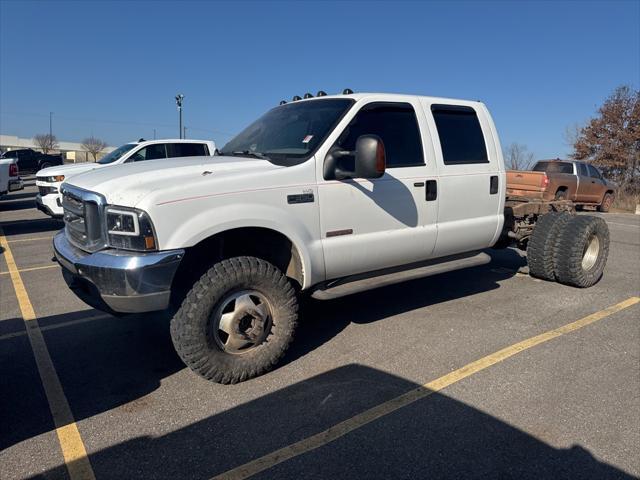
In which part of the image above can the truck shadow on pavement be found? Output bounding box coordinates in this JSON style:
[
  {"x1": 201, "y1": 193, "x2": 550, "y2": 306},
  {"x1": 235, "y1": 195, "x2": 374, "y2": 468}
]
[
  {"x1": 285, "y1": 248, "x2": 527, "y2": 367},
  {"x1": 0, "y1": 198, "x2": 41, "y2": 212},
  {"x1": 1, "y1": 191, "x2": 37, "y2": 201},
  {"x1": 1, "y1": 250, "x2": 526, "y2": 453},
  {"x1": 0, "y1": 217, "x2": 63, "y2": 236},
  {"x1": 32, "y1": 364, "x2": 634, "y2": 480}
]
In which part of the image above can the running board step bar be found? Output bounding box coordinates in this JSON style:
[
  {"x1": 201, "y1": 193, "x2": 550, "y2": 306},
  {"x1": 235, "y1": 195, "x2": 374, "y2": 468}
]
[{"x1": 311, "y1": 252, "x2": 491, "y2": 300}]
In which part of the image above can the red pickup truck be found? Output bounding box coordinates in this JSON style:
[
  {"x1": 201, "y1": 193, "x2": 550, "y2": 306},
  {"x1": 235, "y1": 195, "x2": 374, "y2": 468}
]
[{"x1": 507, "y1": 159, "x2": 617, "y2": 212}]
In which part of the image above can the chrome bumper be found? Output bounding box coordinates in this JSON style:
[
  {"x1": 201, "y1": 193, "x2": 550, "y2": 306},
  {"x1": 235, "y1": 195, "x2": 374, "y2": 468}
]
[{"x1": 53, "y1": 230, "x2": 184, "y2": 313}]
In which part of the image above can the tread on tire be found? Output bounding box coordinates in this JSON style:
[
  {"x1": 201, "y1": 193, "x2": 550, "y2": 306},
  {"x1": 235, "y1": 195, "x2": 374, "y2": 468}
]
[
  {"x1": 527, "y1": 211, "x2": 571, "y2": 281},
  {"x1": 170, "y1": 256, "x2": 298, "y2": 384},
  {"x1": 555, "y1": 215, "x2": 610, "y2": 288}
]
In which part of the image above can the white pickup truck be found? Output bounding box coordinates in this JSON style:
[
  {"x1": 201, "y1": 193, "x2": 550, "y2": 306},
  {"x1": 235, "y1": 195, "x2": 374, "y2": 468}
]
[
  {"x1": 35, "y1": 138, "x2": 215, "y2": 217},
  {"x1": 0, "y1": 157, "x2": 24, "y2": 197},
  {"x1": 53, "y1": 91, "x2": 610, "y2": 383}
]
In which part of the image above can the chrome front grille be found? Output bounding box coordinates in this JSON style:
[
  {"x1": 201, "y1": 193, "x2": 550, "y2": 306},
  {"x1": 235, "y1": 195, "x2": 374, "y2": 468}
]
[{"x1": 62, "y1": 185, "x2": 107, "y2": 252}]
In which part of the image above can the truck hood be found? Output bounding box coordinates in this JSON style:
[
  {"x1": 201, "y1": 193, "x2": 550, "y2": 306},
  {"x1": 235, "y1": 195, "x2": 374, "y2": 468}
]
[
  {"x1": 64, "y1": 156, "x2": 283, "y2": 206},
  {"x1": 38, "y1": 162, "x2": 106, "y2": 178}
]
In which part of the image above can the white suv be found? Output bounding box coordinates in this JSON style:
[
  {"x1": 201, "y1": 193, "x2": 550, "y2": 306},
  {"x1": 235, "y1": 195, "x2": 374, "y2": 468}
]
[{"x1": 35, "y1": 138, "x2": 215, "y2": 217}]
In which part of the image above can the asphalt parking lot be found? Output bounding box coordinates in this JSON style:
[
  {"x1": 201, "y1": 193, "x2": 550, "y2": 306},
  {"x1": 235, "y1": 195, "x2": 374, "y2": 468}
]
[{"x1": 1, "y1": 178, "x2": 639, "y2": 480}]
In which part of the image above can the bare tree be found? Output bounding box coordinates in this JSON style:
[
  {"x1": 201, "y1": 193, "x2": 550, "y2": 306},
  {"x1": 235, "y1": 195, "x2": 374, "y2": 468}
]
[
  {"x1": 504, "y1": 143, "x2": 535, "y2": 170},
  {"x1": 562, "y1": 123, "x2": 582, "y2": 147},
  {"x1": 571, "y1": 85, "x2": 639, "y2": 193},
  {"x1": 33, "y1": 134, "x2": 58, "y2": 154},
  {"x1": 81, "y1": 136, "x2": 108, "y2": 162}
]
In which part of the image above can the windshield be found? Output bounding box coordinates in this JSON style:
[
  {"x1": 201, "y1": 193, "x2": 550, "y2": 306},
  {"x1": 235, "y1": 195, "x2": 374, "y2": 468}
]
[
  {"x1": 220, "y1": 99, "x2": 354, "y2": 166},
  {"x1": 97, "y1": 143, "x2": 137, "y2": 164},
  {"x1": 533, "y1": 161, "x2": 573, "y2": 174}
]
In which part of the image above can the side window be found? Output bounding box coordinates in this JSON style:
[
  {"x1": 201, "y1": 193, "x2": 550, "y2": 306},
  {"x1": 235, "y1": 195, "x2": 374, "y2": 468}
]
[
  {"x1": 431, "y1": 105, "x2": 488, "y2": 165},
  {"x1": 587, "y1": 164, "x2": 603, "y2": 180},
  {"x1": 333, "y1": 102, "x2": 424, "y2": 168},
  {"x1": 578, "y1": 163, "x2": 589, "y2": 177},
  {"x1": 166, "y1": 143, "x2": 207, "y2": 158},
  {"x1": 130, "y1": 144, "x2": 167, "y2": 162}
]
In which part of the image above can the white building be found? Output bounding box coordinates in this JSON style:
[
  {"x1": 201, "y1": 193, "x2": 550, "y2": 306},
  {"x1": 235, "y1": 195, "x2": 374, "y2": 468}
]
[{"x1": 0, "y1": 134, "x2": 115, "y2": 163}]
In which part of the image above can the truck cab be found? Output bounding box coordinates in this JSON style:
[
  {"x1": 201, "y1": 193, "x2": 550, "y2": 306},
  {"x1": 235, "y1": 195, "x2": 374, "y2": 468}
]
[{"x1": 0, "y1": 148, "x2": 63, "y2": 173}]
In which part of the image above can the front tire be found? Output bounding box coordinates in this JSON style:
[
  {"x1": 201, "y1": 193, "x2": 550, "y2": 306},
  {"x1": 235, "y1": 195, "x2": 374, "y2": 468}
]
[
  {"x1": 598, "y1": 193, "x2": 614, "y2": 213},
  {"x1": 170, "y1": 256, "x2": 298, "y2": 383}
]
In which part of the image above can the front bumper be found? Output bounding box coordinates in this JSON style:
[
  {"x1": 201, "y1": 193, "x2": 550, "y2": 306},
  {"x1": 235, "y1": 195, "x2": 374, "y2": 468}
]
[
  {"x1": 36, "y1": 194, "x2": 63, "y2": 218},
  {"x1": 53, "y1": 231, "x2": 184, "y2": 313}
]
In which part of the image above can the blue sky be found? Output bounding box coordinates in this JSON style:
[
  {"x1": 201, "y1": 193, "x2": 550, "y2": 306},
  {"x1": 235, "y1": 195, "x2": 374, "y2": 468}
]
[{"x1": 0, "y1": 0, "x2": 638, "y2": 159}]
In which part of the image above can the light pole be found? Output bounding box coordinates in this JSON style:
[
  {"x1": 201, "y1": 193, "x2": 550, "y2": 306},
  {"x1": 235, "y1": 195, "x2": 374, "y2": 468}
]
[
  {"x1": 49, "y1": 112, "x2": 53, "y2": 137},
  {"x1": 175, "y1": 94, "x2": 184, "y2": 139}
]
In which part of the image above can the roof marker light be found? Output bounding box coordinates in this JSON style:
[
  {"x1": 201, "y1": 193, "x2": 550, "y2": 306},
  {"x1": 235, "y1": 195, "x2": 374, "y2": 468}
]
[
  {"x1": 292, "y1": 95, "x2": 302, "y2": 101},
  {"x1": 317, "y1": 90, "x2": 327, "y2": 97},
  {"x1": 303, "y1": 93, "x2": 313, "y2": 99},
  {"x1": 342, "y1": 88, "x2": 353, "y2": 95},
  {"x1": 279, "y1": 100, "x2": 287, "y2": 105}
]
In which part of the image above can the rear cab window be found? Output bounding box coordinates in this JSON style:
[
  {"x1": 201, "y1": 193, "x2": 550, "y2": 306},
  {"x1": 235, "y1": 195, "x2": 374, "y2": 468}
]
[
  {"x1": 431, "y1": 105, "x2": 488, "y2": 165},
  {"x1": 167, "y1": 143, "x2": 209, "y2": 158},
  {"x1": 533, "y1": 161, "x2": 574, "y2": 174}
]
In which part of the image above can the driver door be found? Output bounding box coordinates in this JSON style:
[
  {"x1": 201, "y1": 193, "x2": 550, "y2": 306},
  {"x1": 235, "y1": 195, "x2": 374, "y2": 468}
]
[{"x1": 317, "y1": 100, "x2": 438, "y2": 280}]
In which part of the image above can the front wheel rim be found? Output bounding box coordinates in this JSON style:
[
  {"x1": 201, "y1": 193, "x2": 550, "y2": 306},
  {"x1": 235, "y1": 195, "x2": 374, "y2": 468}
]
[
  {"x1": 582, "y1": 234, "x2": 600, "y2": 271},
  {"x1": 210, "y1": 290, "x2": 273, "y2": 354}
]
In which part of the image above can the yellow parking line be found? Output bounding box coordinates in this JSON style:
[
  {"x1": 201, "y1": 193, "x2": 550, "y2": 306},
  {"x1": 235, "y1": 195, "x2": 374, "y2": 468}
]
[
  {"x1": 7, "y1": 235, "x2": 54, "y2": 243},
  {"x1": 0, "y1": 227, "x2": 96, "y2": 480},
  {"x1": 0, "y1": 264, "x2": 58, "y2": 275},
  {"x1": 213, "y1": 296, "x2": 640, "y2": 480},
  {"x1": 0, "y1": 314, "x2": 112, "y2": 341}
]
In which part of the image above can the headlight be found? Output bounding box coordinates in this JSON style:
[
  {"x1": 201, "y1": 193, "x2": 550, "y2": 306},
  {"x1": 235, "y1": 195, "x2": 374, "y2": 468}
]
[
  {"x1": 47, "y1": 175, "x2": 65, "y2": 182},
  {"x1": 105, "y1": 206, "x2": 157, "y2": 251}
]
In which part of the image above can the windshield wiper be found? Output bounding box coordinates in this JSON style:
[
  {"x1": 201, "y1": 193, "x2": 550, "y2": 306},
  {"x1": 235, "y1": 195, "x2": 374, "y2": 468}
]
[{"x1": 224, "y1": 150, "x2": 271, "y2": 160}]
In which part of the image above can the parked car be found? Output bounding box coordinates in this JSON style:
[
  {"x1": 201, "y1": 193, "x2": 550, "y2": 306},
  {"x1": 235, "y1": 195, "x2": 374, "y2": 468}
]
[
  {"x1": 0, "y1": 148, "x2": 63, "y2": 174},
  {"x1": 507, "y1": 159, "x2": 617, "y2": 212},
  {"x1": 0, "y1": 158, "x2": 24, "y2": 196},
  {"x1": 35, "y1": 138, "x2": 216, "y2": 218},
  {"x1": 53, "y1": 92, "x2": 610, "y2": 384}
]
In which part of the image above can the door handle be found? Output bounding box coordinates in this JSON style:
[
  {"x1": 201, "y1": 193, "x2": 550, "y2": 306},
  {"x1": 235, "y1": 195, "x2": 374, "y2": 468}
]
[
  {"x1": 426, "y1": 180, "x2": 437, "y2": 201},
  {"x1": 490, "y1": 175, "x2": 499, "y2": 194}
]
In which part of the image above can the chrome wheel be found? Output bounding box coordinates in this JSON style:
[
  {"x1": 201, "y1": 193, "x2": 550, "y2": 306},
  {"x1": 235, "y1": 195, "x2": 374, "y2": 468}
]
[
  {"x1": 211, "y1": 290, "x2": 272, "y2": 354},
  {"x1": 581, "y1": 234, "x2": 600, "y2": 271}
]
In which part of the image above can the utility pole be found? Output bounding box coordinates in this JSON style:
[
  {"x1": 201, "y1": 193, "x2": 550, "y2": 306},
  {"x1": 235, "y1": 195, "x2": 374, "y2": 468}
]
[
  {"x1": 153, "y1": 128, "x2": 156, "y2": 140},
  {"x1": 175, "y1": 94, "x2": 184, "y2": 139},
  {"x1": 49, "y1": 112, "x2": 53, "y2": 136}
]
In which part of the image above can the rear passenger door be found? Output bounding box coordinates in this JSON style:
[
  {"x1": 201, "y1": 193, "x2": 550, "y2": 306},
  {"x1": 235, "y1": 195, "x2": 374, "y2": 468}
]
[{"x1": 425, "y1": 103, "x2": 503, "y2": 257}]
